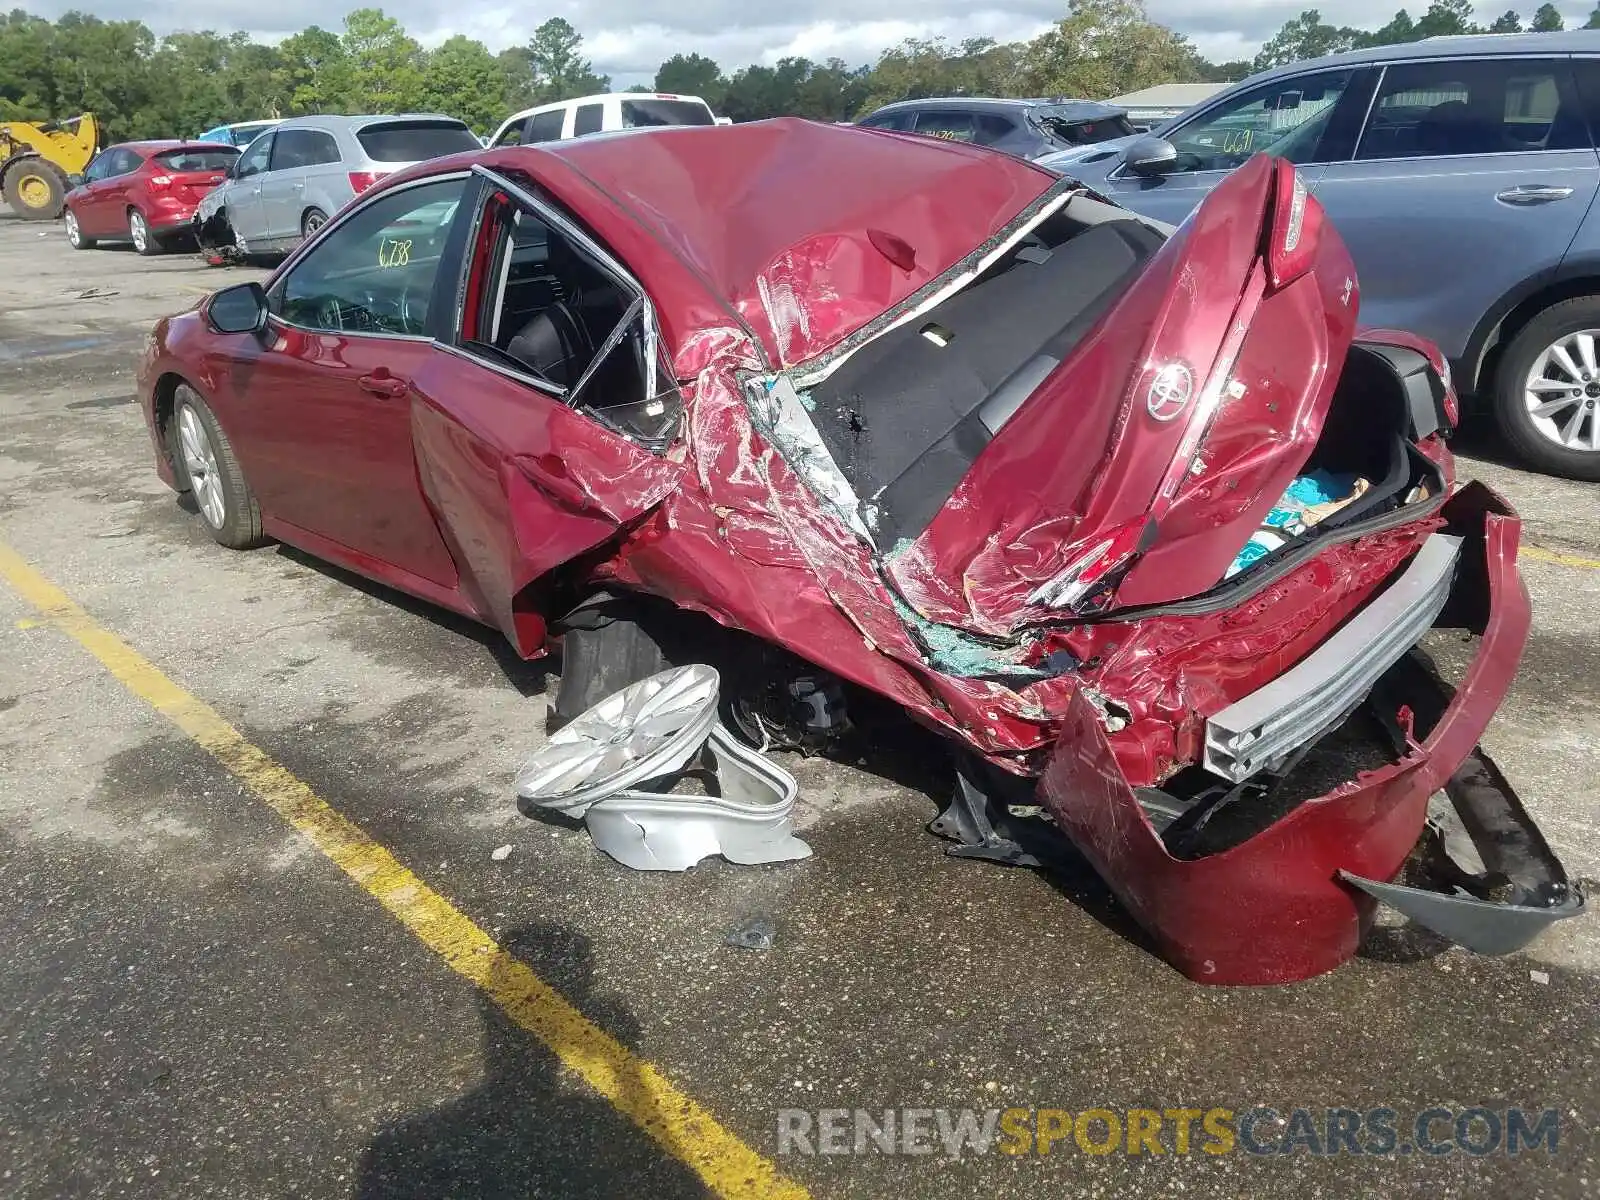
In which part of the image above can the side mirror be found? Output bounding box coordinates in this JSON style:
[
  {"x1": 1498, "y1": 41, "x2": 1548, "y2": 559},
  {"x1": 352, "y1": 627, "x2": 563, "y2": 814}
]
[
  {"x1": 1123, "y1": 135, "x2": 1179, "y2": 177},
  {"x1": 206, "y1": 282, "x2": 269, "y2": 336}
]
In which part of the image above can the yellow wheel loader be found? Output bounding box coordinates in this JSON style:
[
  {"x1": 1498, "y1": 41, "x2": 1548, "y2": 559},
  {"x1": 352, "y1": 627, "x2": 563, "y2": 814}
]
[{"x1": 0, "y1": 113, "x2": 99, "y2": 221}]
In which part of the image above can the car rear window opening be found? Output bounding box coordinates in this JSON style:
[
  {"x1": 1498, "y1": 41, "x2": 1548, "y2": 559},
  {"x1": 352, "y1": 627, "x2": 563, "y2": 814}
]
[
  {"x1": 155, "y1": 148, "x2": 239, "y2": 171},
  {"x1": 1038, "y1": 114, "x2": 1137, "y2": 145},
  {"x1": 621, "y1": 99, "x2": 715, "y2": 128},
  {"x1": 357, "y1": 120, "x2": 482, "y2": 162}
]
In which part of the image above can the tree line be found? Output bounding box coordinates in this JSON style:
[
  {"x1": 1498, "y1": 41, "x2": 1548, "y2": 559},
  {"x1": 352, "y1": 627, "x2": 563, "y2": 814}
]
[{"x1": 3, "y1": 1, "x2": 1600, "y2": 143}]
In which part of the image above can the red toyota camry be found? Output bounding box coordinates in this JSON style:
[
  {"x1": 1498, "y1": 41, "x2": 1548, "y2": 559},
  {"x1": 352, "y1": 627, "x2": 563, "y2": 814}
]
[
  {"x1": 136, "y1": 119, "x2": 1582, "y2": 984},
  {"x1": 64, "y1": 140, "x2": 238, "y2": 255}
]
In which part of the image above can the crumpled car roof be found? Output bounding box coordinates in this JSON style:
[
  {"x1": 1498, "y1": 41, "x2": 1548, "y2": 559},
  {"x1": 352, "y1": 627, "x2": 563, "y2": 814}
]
[{"x1": 492, "y1": 118, "x2": 1059, "y2": 369}]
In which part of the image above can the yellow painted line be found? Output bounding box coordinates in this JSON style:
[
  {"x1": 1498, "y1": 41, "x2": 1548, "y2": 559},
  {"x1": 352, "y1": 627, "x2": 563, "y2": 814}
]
[
  {"x1": 0, "y1": 540, "x2": 808, "y2": 1200},
  {"x1": 1522, "y1": 545, "x2": 1600, "y2": 572}
]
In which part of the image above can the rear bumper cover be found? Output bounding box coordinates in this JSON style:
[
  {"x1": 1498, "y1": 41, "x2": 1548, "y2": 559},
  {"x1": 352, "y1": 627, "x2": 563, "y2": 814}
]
[{"x1": 1037, "y1": 484, "x2": 1582, "y2": 984}]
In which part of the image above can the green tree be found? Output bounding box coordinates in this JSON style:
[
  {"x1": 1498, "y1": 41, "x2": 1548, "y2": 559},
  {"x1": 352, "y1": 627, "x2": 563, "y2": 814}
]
[
  {"x1": 524, "y1": 18, "x2": 609, "y2": 103},
  {"x1": 421, "y1": 35, "x2": 506, "y2": 133},
  {"x1": 1531, "y1": 3, "x2": 1565, "y2": 30},
  {"x1": 1413, "y1": 0, "x2": 1480, "y2": 38},
  {"x1": 275, "y1": 26, "x2": 352, "y2": 113},
  {"x1": 1023, "y1": 0, "x2": 1200, "y2": 98},
  {"x1": 340, "y1": 8, "x2": 424, "y2": 112},
  {"x1": 1252, "y1": 10, "x2": 1359, "y2": 71},
  {"x1": 1588, "y1": 4, "x2": 1600, "y2": 29},
  {"x1": 1488, "y1": 10, "x2": 1523, "y2": 32},
  {"x1": 655, "y1": 52, "x2": 726, "y2": 109}
]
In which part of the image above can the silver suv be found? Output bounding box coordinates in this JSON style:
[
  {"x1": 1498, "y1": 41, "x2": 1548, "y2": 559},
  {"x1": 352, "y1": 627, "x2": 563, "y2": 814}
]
[
  {"x1": 200, "y1": 114, "x2": 480, "y2": 256},
  {"x1": 1042, "y1": 30, "x2": 1600, "y2": 480}
]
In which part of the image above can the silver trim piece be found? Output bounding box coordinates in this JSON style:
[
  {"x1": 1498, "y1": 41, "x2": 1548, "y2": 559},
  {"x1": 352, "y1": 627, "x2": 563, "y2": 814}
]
[{"x1": 1203, "y1": 533, "x2": 1464, "y2": 783}]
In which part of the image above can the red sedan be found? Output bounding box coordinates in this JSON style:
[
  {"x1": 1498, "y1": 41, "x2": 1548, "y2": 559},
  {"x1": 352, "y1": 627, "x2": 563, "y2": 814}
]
[
  {"x1": 136, "y1": 120, "x2": 1582, "y2": 984},
  {"x1": 64, "y1": 140, "x2": 238, "y2": 255}
]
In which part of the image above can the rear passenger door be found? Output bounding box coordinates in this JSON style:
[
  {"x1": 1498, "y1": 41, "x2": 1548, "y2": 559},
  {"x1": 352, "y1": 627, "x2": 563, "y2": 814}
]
[
  {"x1": 525, "y1": 109, "x2": 566, "y2": 144},
  {"x1": 1312, "y1": 55, "x2": 1600, "y2": 365},
  {"x1": 227, "y1": 132, "x2": 274, "y2": 246}
]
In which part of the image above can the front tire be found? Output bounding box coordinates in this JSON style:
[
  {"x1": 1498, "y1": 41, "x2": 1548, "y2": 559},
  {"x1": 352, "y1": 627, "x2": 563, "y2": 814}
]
[
  {"x1": 553, "y1": 612, "x2": 672, "y2": 727},
  {"x1": 63, "y1": 207, "x2": 95, "y2": 250},
  {"x1": 2, "y1": 159, "x2": 66, "y2": 220},
  {"x1": 1493, "y1": 296, "x2": 1600, "y2": 481},
  {"x1": 171, "y1": 385, "x2": 266, "y2": 549}
]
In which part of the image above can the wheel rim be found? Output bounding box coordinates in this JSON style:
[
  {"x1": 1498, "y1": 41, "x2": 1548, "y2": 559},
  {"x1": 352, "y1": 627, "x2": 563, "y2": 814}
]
[
  {"x1": 1524, "y1": 330, "x2": 1600, "y2": 452},
  {"x1": 64, "y1": 210, "x2": 79, "y2": 245},
  {"x1": 515, "y1": 665, "x2": 721, "y2": 812},
  {"x1": 304, "y1": 211, "x2": 325, "y2": 235},
  {"x1": 233, "y1": 222, "x2": 248, "y2": 255},
  {"x1": 130, "y1": 213, "x2": 147, "y2": 251},
  {"x1": 17, "y1": 173, "x2": 50, "y2": 210},
  {"x1": 176, "y1": 405, "x2": 227, "y2": 529}
]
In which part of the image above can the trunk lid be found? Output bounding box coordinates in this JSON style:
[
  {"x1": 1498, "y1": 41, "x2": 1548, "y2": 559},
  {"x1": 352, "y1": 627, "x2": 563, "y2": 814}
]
[
  {"x1": 151, "y1": 149, "x2": 238, "y2": 204},
  {"x1": 885, "y1": 154, "x2": 1361, "y2": 635}
]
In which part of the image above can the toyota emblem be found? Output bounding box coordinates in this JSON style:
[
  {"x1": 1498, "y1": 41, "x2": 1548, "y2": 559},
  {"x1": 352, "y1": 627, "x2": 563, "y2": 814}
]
[{"x1": 1147, "y1": 363, "x2": 1194, "y2": 422}]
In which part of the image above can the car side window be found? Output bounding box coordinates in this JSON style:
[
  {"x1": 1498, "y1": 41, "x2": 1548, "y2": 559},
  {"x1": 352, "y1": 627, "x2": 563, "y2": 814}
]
[
  {"x1": 913, "y1": 110, "x2": 978, "y2": 141},
  {"x1": 573, "y1": 103, "x2": 604, "y2": 136},
  {"x1": 526, "y1": 109, "x2": 565, "y2": 143},
  {"x1": 235, "y1": 134, "x2": 273, "y2": 179},
  {"x1": 304, "y1": 131, "x2": 342, "y2": 165},
  {"x1": 1164, "y1": 69, "x2": 1357, "y2": 172},
  {"x1": 270, "y1": 177, "x2": 468, "y2": 337},
  {"x1": 456, "y1": 183, "x2": 679, "y2": 446},
  {"x1": 860, "y1": 111, "x2": 911, "y2": 131},
  {"x1": 1356, "y1": 58, "x2": 1586, "y2": 159},
  {"x1": 82, "y1": 151, "x2": 115, "y2": 182},
  {"x1": 269, "y1": 129, "x2": 312, "y2": 171},
  {"x1": 494, "y1": 119, "x2": 526, "y2": 147}
]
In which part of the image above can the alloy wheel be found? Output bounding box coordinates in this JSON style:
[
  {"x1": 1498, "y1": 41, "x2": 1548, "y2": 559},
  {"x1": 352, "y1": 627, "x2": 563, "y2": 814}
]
[
  {"x1": 1523, "y1": 330, "x2": 1600, "y2": 452},
  {"x1": 303, "y1": 210, "x2": 326, "y2": 235},
  {"x1": 129, "y1": 211, "x2": 149, "y2": 253},
  {"x1": 64, "y1": 209, "x2": 80, "y2": 247},
  {"x1": 177, "y1": 404, "x2": 227, "y2": 529}
]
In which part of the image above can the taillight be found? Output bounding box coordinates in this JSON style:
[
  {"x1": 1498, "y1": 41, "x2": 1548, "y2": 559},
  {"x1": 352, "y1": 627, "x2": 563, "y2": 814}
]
[
  {"x1": 348, "y1": 171, "x2": 386, "y2": 194},
  {"x1": 1027, "y1": 518, "x2": 1157, "y2": 615},
  {"x1": 1266, "y1": 157, "x2": 1322, "y2": 289},
  {"x1": 148, "y1": 175, "x2": 173, "y2": 191}
]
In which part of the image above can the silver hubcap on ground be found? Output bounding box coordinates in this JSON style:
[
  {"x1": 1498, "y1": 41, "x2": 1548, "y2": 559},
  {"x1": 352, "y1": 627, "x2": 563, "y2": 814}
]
[
  {"x1": 177, "y1": 405, "x2": 226, "y2": 529},
  {"x1": 515, "y1": 666, "x2": 720, "y2": 813},
  {"x1": 1524, "y1": 330, "x2": 1600, "y2": 452},
  {"x1": 64, "y1": 210, "x2": 79, "y2": 245}
]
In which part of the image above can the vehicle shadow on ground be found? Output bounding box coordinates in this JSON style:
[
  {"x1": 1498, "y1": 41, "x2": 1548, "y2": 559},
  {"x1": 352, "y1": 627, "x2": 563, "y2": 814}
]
[
  {"x1": 353, "y1": 921, "x2": 711, "y2": 1200},
  {"x1": 269, "y1": 543, "x2": 554, "y2": 697}
]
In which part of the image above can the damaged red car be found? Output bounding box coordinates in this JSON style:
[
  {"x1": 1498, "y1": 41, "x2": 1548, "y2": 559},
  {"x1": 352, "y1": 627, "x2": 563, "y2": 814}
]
[{"x1": 137, "y1": 118, "x2": 1582, "y2": 984}]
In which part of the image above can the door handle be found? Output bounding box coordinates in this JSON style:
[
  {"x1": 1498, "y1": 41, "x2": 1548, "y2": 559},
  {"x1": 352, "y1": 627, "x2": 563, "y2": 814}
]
[
  {"x1": 358, "y1": 370, "x2": 409, "y2": 399},
  {"x1": 1496, "y1": 184, "x2": 1575, "y2": 205}
]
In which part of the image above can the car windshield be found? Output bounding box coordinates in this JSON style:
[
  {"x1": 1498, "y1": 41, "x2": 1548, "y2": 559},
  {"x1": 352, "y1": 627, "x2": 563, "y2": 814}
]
[
  {"x1": 356, "y1": 120, "x2": 482, "y2": 162},
  {"x1": 155, "y1": 148, "x2": 239, "y2": 172},
  {"x1": 620, "y1": 99, "x2": 715, "y2": 128}
]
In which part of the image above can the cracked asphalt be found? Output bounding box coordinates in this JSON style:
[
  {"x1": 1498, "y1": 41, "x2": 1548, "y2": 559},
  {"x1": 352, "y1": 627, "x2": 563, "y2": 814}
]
[{"x1": 1, "y1": 212, "x2": 1597, "y2": 1199}]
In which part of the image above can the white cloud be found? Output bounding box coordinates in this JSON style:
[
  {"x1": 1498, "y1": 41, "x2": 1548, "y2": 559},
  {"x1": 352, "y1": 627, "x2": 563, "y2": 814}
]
[{"x1": 19, "y1": 1, "x2": 1600, "y2": 85}]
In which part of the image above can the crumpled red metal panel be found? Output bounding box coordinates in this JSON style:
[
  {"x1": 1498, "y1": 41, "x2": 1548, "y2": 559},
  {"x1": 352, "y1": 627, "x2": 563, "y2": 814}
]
[
  {"x1": 489, "y1": 119, "x2": 1055, "y2": 369},
  {"x1": 1035, "y1": 496, "x2": 1529, "y2": 984}
]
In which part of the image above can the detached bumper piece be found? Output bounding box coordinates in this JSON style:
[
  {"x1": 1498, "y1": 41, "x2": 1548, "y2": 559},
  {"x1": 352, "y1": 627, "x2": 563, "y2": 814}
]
[
  {"x1": 1205, "y1": 533, "x2": 1461, "y2": 782},
  {"x1": 515, "y1": 665, "x2": 812, "y2": 872},
  {"x1": 1036, "y1": 495, "x2": 1584, "y2": 984}
]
